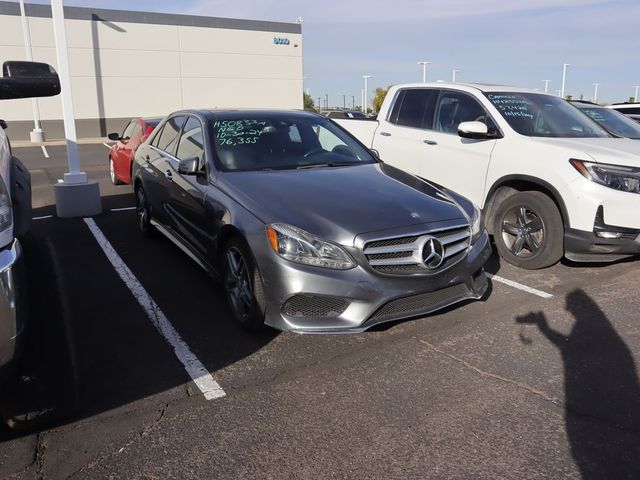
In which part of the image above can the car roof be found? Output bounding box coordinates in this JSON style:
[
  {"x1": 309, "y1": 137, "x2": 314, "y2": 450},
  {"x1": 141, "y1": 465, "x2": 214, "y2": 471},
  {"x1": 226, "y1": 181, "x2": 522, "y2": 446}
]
[
  {"x1": 166, "y1": 109, "x2": 324, "y2": 121},
  {"x1": 392, "y1": 82, "x2": 547, "y2": 95},
  {"x1": 569, "y1": 100, "x2": 602, "y2": 108}
]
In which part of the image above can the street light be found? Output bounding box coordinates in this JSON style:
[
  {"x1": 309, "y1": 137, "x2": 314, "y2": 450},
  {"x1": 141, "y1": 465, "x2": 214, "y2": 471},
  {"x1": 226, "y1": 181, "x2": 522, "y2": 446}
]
[
  {"x1": 417, "y1": 61, "x2": 431, "y2": 83},
  {"x1": 452, "y1": 69, "x2": 460, "y2": 83},
  {"x1": 592, "y1": 83, "x2": 600, "y2": 103},
  {"x1": 560, "y1": 63, "x2": 570, "y2": 99},
  {"x1": 18, "y1": 0, "x2": 45, "y2": 142},
  {"x1": 634, "y1": 86, "x2": 640, "y2": 102},
  {"x1": 362, "y1": 75, "x2": 371, "y2": 113},
  {"x1": 542, "y1": 79, "x2": 551, "y2": 93}
]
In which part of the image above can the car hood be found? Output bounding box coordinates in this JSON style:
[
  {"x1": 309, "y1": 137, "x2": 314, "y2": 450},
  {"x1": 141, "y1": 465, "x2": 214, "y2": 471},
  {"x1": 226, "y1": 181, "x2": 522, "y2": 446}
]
[
  {"x1": 530, "y1": 137, "x2": 640, "y2": 167},
  {"x1": 219, "y1": 163, "x2": 466, "y2": 246}
]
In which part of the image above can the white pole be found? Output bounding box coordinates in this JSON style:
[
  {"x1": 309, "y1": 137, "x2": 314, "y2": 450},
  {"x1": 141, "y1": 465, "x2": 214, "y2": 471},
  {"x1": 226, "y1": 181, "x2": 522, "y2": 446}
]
[
  {"x1": 19, "y1": 0, "x2": 44, "y2": 141},
  {"x1": 51, "y1": 0, "x2": 85, "y2": 183},
  {"x1": 452, "y1": 69, "x2": 459, "y2": 83},
  {"x1": 362, "y1": 75, "x2": 371, "y2": 113},
  {"x1": 560, "y1": 63, "x2": 570, "y2": 99},
  {"x1": 417, "y1": 61, "x2": 430, "y2": 83},
  {"x1": 634, "y1": 86, "x2": 640, "y2": 102},
  {"x1": 592, "y1": 83, "x2": 600, "y2": 103},
  {"x1": 542, "y1": 79, "x2": 551, "y2": 93}
]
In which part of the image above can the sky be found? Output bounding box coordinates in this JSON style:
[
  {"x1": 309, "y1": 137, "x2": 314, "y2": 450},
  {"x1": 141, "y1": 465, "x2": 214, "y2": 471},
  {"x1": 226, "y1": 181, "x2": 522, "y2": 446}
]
[{"x1": 22, "y1": 0, "x2": 640, "y2": 106}]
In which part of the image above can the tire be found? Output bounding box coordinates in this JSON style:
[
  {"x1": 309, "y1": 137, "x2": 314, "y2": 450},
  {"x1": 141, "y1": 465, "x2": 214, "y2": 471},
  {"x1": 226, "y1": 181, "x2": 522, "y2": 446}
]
[
  {"x1": 134, "y1": 184, "x2": 153, "y2": 236},
  {"x1": 109, "y1": 157, "x2": 124, "y2": 185},
  {"x1": 221, "y1": 237, "x2": 266, "y2": 330},
  {"x1": 492, "y1": 191, "x2": 563, "y2": 269}
]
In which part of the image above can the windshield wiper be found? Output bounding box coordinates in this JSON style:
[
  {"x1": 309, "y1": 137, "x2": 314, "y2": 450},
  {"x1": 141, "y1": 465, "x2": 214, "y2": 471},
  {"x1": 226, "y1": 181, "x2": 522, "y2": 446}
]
[{"x1": 297, "y1": 162, "x2": 354, "y2": 170}]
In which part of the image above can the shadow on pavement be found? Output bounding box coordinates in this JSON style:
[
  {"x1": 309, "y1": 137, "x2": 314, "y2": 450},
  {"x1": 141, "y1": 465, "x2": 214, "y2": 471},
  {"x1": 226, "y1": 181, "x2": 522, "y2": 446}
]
[
  {"x1": 517, "y1": 290, "x2": 640, "y2": 479},
  {"x1": 0, "y1": 193, "x2": 278, "y2": 439}
]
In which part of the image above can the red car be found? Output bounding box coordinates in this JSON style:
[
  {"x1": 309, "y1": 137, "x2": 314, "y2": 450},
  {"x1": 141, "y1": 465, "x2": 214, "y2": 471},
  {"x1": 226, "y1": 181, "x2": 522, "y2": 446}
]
[{"x1": 108, "y1": 117, "x2": 161, "y2": 185}]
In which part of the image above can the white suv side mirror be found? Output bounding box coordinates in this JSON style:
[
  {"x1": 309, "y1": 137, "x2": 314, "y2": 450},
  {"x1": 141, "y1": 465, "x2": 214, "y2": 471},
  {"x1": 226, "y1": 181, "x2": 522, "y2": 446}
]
[{"x1": 458, "y1": 121, "x2": 488, "y2": 139}]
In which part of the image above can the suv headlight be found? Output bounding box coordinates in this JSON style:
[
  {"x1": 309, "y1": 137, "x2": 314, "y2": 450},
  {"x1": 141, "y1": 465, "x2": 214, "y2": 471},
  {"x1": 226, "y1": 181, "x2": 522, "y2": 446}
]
[
  {"x1": 570, "y1": 159, "x2": 640, "y2": 194},
  {"x1": 266, "y1": 223, "x2": 356, "y2": 270},
  {"x1": 470, "y1": 204, "x2": 483, "y2": 243}
]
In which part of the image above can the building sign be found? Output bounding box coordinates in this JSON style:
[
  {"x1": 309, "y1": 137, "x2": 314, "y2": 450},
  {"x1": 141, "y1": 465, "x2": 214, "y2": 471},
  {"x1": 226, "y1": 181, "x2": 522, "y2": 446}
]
[{"x1": 273, "y1": 37, "x2": 290, "y2": 45}]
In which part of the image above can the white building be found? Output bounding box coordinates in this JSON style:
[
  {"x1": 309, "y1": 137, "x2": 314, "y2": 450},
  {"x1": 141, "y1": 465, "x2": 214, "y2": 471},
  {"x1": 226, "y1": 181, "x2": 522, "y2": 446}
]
[{"x1": 0, "y1": 1, "x2": 303, "y2": 140}]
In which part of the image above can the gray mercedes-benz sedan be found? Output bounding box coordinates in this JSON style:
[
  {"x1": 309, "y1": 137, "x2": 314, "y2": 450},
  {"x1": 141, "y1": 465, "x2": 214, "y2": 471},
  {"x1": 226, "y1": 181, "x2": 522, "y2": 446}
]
[{"x1": 132, "y1": 110, "x2": 492, "y2": 333}]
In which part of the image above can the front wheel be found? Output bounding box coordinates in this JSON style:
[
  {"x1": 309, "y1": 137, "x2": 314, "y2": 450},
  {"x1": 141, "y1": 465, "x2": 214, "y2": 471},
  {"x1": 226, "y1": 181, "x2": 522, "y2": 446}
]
[
  {"x1": 492, "y1": 191, "x2": 563, "y2": 269},
  {"x1": 222, "y1": 238, "x2": 266, "y2": 330},
  {"x1": 135, "y1": 185, "x2": 153, "y2": 236},
  {"x1": 109, "y1": 157, "x2": 124, "y2": 185}
]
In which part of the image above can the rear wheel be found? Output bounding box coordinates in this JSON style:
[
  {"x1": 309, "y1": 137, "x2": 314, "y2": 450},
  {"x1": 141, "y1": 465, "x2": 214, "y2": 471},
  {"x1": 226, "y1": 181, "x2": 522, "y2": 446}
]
[
  {"x1": 134, "y1": 185, "x2": 153, "y2": 235},
  {"x1": 109, "y1": 157, "x2": 124, "y2": 185},
  {"x1": 492, "y1": 191, "x2": 563, "y2": 269},
  {"x1": 222, "y1": 237, "x2": 266, "y2": 330}
]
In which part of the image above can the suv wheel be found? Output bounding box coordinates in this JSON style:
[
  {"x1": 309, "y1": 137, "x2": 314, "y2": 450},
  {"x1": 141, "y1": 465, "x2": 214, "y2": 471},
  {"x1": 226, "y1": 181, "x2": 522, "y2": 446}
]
[
  {"x1": 492, "y1": 191, "x2": 563, "y2": 269},
  {"x1": 222, "y1": 237, "x2": 266, "y2": 330},
  {"x1": 135, "y1": 185, "x2": 153, "y2": 235},
  {"x1": 109, "y1": 157, "x2": 123, "y2": 185}
]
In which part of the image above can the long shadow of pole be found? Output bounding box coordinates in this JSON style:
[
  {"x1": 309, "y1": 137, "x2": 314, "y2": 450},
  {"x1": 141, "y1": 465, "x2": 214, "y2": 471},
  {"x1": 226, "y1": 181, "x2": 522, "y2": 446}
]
[{"x1": 517, "y1": 290, "x2": 640, "y2": 479}]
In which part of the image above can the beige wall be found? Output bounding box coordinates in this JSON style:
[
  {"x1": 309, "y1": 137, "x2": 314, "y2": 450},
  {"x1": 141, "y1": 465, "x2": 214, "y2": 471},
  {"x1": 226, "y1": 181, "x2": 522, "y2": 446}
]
[{"x1": 0, "y1": 11, "x2": 303, "y2": 137}]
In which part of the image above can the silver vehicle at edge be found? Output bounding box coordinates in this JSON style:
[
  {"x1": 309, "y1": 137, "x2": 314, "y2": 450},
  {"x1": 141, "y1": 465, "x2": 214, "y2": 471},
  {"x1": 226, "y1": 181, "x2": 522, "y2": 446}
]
[{"x1": 133, "y1": 110, "x2": 492, "y2": 333}]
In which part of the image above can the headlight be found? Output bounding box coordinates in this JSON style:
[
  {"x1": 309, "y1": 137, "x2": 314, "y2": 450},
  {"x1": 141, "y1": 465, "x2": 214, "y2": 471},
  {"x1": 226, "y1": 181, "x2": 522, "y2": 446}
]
[
  {"x1": 470, "y1": 204, "x2": 483, "y2": 243},
  {"x1": 0, "y1": 175, "x2": 12, "y2": 234},
  {"x1": 266, "y1": 223, "x2": 356, "y2": 270},
  {"x1": 570, "y1": 159, "x2": 640, "y2": 194}
]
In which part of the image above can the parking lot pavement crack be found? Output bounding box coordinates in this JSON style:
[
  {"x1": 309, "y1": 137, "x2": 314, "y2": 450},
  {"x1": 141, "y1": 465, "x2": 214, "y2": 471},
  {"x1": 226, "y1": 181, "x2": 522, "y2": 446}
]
[
  {"x1": 418, "y1": 339, "x2": 561, "y2": 406},
  {"x1": 66, "y1": 403, "x2": 170, "y2": 479}
]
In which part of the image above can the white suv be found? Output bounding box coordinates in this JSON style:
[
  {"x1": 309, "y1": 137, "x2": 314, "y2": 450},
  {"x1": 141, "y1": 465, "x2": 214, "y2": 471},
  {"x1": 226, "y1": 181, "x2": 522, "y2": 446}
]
[{"x1": 338, "y1": 83, "x2": 640, "y2": 269}]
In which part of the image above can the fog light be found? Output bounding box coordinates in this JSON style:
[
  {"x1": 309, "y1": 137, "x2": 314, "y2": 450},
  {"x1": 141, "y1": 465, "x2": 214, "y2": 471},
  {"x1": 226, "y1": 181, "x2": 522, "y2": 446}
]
[{"x1": 595, "y1": 231, "x2": 623, "y2": 239}]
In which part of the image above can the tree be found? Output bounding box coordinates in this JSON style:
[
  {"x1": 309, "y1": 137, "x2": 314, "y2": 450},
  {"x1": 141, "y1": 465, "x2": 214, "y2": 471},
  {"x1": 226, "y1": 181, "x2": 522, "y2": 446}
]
[
  {"x1": 372, "y1": 86, "x2": 391, "y2": 113},
  {"x1": 303, "y1": 92, "x2": 315, "y2": 111}
]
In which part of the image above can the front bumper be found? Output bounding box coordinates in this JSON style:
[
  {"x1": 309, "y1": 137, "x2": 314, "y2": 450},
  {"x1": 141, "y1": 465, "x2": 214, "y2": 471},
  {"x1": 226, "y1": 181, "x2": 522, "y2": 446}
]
[
  {"x1": 258, "y1": 231, "x2": 492, "y2": 333},
  {"x1": 0, "y1": 239, "x2": 26, "y2": 375}
]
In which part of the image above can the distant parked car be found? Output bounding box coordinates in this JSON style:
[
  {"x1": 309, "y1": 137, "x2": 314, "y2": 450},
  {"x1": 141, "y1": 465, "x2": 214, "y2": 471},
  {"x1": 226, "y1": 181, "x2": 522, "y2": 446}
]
[
  {"x1": 571, "y1": 101, "x2": 640, "y2": 139},
  {"x1": 608, "y1": 103, "x2": 640, "y2": 124},
  {"x1": 108, "y1": 117, "x2": 160, "y2": 185},
  {"x1": 132, "y1": 109, "x2": 490, "y2": 333},
  {"x1": 321, "y1": 110, "x2": 368, "y2": 120}
]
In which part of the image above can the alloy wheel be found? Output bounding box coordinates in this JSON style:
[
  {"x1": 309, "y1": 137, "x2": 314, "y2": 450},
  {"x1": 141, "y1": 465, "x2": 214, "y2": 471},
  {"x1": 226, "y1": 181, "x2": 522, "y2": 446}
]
[
  {"x1": 135, "y1": 187, "x2": 150, "y2": 232},
  {"x1": 224, "y1": 247, "x2": 253, "y2": 320},
  {"x1": 501, "y1": 206, "x2": 544, "y2": 258}
]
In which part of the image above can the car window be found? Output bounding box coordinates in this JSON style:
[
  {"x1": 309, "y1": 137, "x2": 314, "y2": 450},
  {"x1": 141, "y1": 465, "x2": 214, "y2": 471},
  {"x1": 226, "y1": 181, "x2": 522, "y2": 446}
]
[
  {"x1": 576, "y1": 105, "x2": 640, "y2": 139},
  {"x1": 121, "y1": 121, "x2": 135, "y2": 140},
  {"x1": 155, "y1": 116, "x2": 186, "y2": 155},
  {"x1": 435, "y1": 91, "x2": 493, "y2": 134},
  {"x1": 391, "y1": 89, "x2": 437, "y2": 129},
  {"x1": 130, "y1": 122, "x2": 143, "y2": 141},
  {"x1": 613, "y1": 107, "x2": 640, "y2": 115},
  {"x1": 176, "y1": 117, "x2": 205, "y2": 161}
]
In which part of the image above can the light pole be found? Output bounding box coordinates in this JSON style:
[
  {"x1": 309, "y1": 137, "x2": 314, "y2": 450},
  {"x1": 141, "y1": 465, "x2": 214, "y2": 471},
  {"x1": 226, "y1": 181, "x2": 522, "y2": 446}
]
[
  {"x1": 352, "y1": 95, "x2": 355, "y2": 109},
  {"x1": 343, "y1": 94, "x2": 346, "y2": 109},
  {"x1": 317, "y1": 97, "x2": 321, "y2": 110},
  {"x1": 542, "y1": 79, "x2": 551, "y2": 93},
  {"x1": 560, "y1": 63, "x2": 570, "y2": 99},
  {"x1": 592, "y1": 83, "x2": 600, "y2": 103},
  {"x1": 325, "y1": 93, "x2": 328, "y2": 109},
  {"x1": 634, "y1": 86, "x2": 640, "y2": 102},
  {"x1": 51, "y1": 0, "x2": 101, "y2": 217},
  {"x1": 362, "y1": 75, "x2": 371, "y2": 113},
  {"x1": 452, "y1": 69, "x2": 460, "y2": 83},
  {"x1": 18, "y1": 0, "x2": 45, "y2": 142},
  {"x1": 417, "y1": 61, "x2": 431, "y2": 83}
]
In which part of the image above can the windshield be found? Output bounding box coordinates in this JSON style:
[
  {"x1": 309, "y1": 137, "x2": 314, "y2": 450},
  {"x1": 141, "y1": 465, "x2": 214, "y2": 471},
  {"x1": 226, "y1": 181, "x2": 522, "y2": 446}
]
[
  {"x1": 486, "y1": 92, "x2": 610, "y2": 138},
  {"x1": 573, "y1": 104, "x2": 640, "y2": 139},
  {"x1": 212, "y1": 114, "x2": 377, "y2": 172}
]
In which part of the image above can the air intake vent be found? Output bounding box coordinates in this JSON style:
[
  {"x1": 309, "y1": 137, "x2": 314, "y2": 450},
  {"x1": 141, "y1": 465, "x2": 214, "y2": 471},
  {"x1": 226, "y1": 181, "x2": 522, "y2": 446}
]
[{"x1": 281, "y1": 294, "x2": 350, "y2": 318}]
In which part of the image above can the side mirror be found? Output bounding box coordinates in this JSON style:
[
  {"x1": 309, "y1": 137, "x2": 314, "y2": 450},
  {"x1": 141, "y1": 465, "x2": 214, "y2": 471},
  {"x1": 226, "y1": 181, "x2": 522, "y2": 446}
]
[
  {"x1": 107, "y1": 132, "x2": 121, "y2": 141},
  {"x1": 458, "y1": 121, "x2": 489, "y2": 140},
  {"x1": 0, "y1": 61, "x2": 61, "y2": 100},
  {"x1": 178, "y1": 156, "x2": 200, "y2": 175},
  {"x1": 0, "y1": 119, "x2": 7, "y2": 130}
]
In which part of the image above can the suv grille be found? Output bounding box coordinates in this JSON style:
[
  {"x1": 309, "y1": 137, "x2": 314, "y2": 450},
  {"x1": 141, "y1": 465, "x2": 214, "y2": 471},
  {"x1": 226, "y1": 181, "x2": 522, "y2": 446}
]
[{"x1": 363, "y1": 226, "x2": 470, "y2": 275}]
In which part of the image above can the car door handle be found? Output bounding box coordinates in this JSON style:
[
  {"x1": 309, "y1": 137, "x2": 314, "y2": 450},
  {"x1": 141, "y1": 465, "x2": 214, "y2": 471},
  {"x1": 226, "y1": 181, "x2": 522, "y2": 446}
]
[
  {"x1": 379, "y1": 132, "x2": 392, "y2": 137},
  {"x1": 423, "y1": 139, "x2": 438, "y2": 145},
  {"x1": 165, "y1": 170, "x2": 173, "y2": 181}
]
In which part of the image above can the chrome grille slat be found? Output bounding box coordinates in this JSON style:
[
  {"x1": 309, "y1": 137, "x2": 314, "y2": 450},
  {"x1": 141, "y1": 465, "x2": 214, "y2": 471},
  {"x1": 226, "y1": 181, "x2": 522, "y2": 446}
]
[{"x1": 363, "y1": 225, "x2": 471, "y2": 275}]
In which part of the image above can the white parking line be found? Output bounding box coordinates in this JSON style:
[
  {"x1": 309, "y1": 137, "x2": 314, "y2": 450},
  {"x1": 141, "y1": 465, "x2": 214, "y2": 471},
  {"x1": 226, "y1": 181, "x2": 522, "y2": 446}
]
[
  {"x1": 41, "y1": 145, "x2": 49, "y2": 158},
  {"x1": 32, "y1": 214, "x2": 53, "y2": 220},
  {"x1": 83, "y1": 217, "x2": 226, "y2": 400},
  {"x1": 110, "y1": 206, "x2": 136, "y2": 212},
  {"x1": 102, "y1": 142, "x2": 111, "y2": 149},
  {"x1": 486, "y1": 273, "x2": 553, "y2": 299}
]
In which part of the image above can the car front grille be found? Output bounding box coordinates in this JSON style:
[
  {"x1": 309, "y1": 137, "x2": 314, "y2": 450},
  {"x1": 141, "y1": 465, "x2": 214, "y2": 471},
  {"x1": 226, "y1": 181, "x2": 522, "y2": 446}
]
[
  {"x1": 368, "y1": 283, "x2": 470, "y2": 323},
  {"x1": 363, "y1": 225, "x2": 471, "y2": 275},
  {"x1": 281, "y1": 294, "x2": 350, "y2": 318}
]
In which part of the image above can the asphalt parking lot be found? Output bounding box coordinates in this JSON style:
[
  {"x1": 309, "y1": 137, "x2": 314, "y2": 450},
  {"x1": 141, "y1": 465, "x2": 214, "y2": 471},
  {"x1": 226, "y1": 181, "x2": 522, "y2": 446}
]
[{"x1": 0, "y1": 143, "x2": 639, "y2": 479}]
